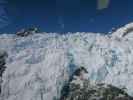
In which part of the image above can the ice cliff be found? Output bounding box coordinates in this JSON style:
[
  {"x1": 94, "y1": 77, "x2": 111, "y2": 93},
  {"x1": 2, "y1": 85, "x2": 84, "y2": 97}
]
[{"x1": 1, "y1": 23, "x2": 133, "y2": 100}]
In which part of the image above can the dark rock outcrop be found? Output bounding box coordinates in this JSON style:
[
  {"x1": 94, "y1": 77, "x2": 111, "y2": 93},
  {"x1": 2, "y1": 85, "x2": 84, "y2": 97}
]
[
  {"x1": 16, "y1": 27, "x2": 39, "y2": 37},
  {"x1": 0, "y1": 50, "x2": 8, "y2": 94},
  {"x1": 62, "y1": 81, "x2": 133, "y2": 100}
]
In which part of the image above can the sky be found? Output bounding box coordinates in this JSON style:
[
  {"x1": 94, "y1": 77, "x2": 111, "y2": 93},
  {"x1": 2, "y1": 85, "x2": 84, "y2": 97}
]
[{"x1": 0, "y1": 0, "x2": 132, "y2": 34}]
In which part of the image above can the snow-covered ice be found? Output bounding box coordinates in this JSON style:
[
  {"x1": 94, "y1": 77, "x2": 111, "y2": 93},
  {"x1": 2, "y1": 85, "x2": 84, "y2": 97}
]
[{"x1": 1, "y1": 23, "x2": 133, "y2": 100}]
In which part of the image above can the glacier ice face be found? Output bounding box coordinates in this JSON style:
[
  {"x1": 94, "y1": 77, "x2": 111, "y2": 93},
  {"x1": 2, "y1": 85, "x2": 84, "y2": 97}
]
[{"x1": 1, "y1": 23, "x2": 133, "y2": 100}]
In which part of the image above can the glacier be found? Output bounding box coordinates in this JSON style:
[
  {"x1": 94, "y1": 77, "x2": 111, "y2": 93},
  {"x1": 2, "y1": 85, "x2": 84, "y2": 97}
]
[{"x1": 0, "y1": 23, "x2": 133, "y2": 100}]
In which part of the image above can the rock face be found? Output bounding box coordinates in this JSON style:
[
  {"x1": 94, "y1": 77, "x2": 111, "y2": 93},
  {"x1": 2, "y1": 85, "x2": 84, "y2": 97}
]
[
  {"x1": 65, "y1": 81, "x2": 133, "y2": 100},
  {"x1": 0, "y1": 50, "x2": 8, "y2": 93},
  {"x1": 61, "y1": 73, "x2": 133, "y2": 100},
  {"x1": 60, "y1": 67, "x2": 133, "y2": 100}
]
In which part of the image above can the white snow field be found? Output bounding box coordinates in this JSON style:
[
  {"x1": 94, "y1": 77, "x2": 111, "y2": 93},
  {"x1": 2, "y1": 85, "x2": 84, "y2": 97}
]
[{"x1": 1, "y1": 23, "x2": 133, "y2": 100}]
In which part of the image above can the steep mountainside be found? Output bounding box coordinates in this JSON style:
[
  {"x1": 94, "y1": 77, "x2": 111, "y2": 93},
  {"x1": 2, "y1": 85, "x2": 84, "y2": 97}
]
[{"x1": 0, "y1": 23, "x2": 133, "y2": 100}]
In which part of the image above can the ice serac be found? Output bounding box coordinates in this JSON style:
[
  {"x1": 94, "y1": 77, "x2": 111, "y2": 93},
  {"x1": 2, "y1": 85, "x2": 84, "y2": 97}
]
[{"x1": 0, "y1": 23, "x2": 133, "y2": 100}]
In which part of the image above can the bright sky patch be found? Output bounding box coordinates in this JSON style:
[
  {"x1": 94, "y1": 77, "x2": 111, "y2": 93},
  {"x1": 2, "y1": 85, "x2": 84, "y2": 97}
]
[{"x1": 97, "y1": 0, "x2": 110, "y2": 10}]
